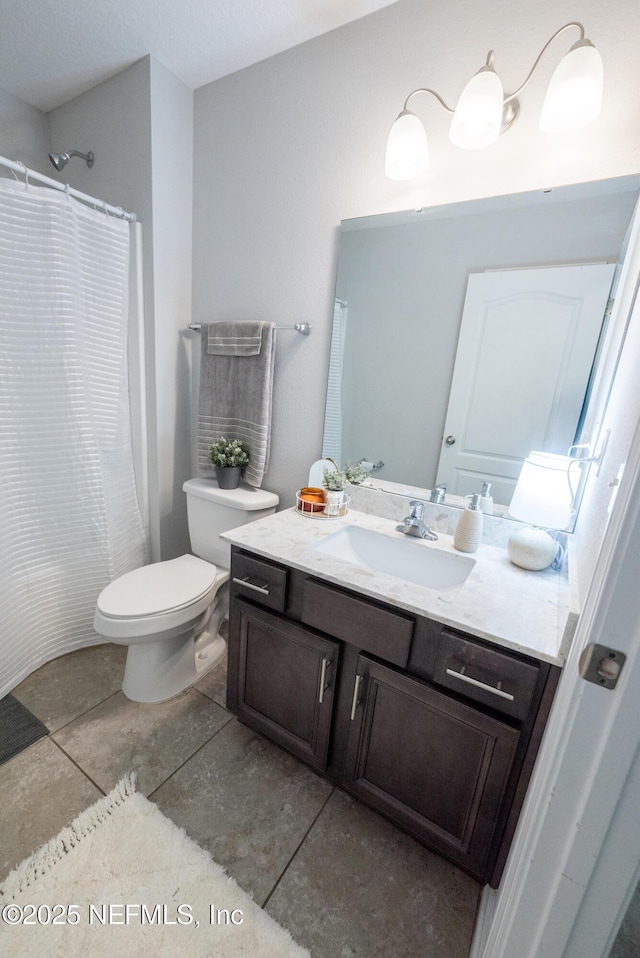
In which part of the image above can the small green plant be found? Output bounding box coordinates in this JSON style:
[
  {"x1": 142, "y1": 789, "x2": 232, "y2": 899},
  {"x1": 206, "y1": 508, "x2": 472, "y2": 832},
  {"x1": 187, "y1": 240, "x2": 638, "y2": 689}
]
[
  {"x1": 322, "y1": 465, "x2": 347, "y2": 492},
  {"x1": 209, "y1": 437, "x2": 250, "y2": 468},
  {"x1": 343, "y1": 460, "x2": 368, "y2": 485}
]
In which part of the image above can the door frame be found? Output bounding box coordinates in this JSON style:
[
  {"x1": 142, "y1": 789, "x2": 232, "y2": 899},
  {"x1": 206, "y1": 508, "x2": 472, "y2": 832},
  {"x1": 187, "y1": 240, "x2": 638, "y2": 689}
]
[{"x1": 471, "y1": 205, "x2": 640, "y2": 958}]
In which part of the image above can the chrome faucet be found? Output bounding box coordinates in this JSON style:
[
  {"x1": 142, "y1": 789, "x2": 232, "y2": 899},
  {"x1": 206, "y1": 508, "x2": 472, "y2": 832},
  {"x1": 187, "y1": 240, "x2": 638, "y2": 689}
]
[
  {"x1": 429, "y1": 481, "x2": 447, "y2": 504},
  {"x1": 396, "y1": 501, "x2": 438, "y2": 540}
]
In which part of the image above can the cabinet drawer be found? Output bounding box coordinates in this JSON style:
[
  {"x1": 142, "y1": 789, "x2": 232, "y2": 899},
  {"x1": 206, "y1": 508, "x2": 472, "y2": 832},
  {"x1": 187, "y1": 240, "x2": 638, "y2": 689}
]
[
  {"x1": 301, "y1": 579, "x2": 413, "y2": 668},
  {"x1": 231, "y1": 551, "x2": 287, "y2": 612},
  {"x1": 433, "y1": 631, "x2": 539, "y2": 721}
]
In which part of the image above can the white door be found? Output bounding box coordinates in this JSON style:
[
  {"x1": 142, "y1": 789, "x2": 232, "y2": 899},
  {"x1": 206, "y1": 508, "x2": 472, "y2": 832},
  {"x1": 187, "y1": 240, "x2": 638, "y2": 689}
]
[
  {"x1": 474, "y1": 406, "x2": 640, "y2": 958},
  {"x1": 471, "y1": 196, "x2": 640, "y2": 958},
  {"x1": 437, "y1": 264, "x2": 615, "y2": 503}
]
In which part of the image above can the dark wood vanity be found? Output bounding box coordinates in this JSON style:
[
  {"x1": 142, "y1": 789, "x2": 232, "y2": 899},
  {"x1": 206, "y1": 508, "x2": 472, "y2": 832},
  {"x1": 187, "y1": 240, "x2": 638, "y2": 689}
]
[{"x1": 227, "y1": 546, "x2": 560, "y2": 887}]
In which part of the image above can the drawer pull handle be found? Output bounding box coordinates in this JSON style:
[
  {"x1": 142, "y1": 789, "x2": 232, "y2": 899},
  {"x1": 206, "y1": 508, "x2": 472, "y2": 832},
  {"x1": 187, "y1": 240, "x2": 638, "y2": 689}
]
[
  {"x1": 233, "y1": 576, "x2": 271, "y2": 596},
  {"x1": 350, "y1": 673, "x2": 364, "y2": 720},
  {"x1": 318, "y1": 657, "x2": 332, "y2": 704},
  {"x1": 445, "y1": 668, "x2": 515, "y2": 701}
]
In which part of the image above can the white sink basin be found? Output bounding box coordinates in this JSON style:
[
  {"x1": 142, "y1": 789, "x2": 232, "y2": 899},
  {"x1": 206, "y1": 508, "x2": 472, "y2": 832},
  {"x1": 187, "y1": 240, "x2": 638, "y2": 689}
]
[{"x1": 313, "y1": 525, "x2": 475, "y2": 591}]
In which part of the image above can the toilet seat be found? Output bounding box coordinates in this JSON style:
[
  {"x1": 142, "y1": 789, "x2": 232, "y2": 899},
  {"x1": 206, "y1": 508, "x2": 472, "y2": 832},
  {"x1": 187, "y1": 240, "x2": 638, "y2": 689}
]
[
  {"x1": 97, "y1": 554, "x2": 217, "y2": 619},
  {"x1": 94, "y1": 555, "x2": 229, "y2": 641}
]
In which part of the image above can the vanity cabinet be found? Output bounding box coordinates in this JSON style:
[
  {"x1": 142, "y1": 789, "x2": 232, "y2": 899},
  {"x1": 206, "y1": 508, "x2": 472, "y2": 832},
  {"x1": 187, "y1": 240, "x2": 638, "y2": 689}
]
[
  {"x1": 344, "y1": 656, "x2": 519, "y2": 877},
  {"x1": 227, "y1": 546, "x2": 560, "y2": 886},
  {"x1": 232, "y1": 599, "x2": 339, "y2": 771}
]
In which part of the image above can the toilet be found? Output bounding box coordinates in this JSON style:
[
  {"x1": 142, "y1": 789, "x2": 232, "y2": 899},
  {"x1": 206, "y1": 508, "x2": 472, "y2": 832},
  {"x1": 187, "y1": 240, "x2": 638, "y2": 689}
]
[{"x1": 93, "y1": 478, "x2": 279, "y2": 703}]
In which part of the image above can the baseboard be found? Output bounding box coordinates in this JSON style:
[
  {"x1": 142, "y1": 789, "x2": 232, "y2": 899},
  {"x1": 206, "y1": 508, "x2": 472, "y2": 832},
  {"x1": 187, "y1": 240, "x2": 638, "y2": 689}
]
[{"x1": 469, "y1": 886, "x2": 498, "y2": 958}]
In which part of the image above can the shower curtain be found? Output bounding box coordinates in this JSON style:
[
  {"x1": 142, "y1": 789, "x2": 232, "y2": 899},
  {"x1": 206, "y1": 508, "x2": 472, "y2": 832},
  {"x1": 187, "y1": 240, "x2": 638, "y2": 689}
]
[
  {"x1": 0, "y1": 179, "x2": 147, "y2": 699},
  {"x1": 322, "y1": 299, "x2": 348, "y2": 462}
]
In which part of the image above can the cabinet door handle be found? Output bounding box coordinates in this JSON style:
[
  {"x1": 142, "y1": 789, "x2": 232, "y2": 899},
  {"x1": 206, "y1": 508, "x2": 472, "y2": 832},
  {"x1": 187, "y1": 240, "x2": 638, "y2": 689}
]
[
  {"x1": 445, "y1": 667, "x2": 515, "y2": 701},
  {"x1": 232, "y1": 576, "x2": 270, "y2": 596},
  {"x1": 318, "y1": 656, "x2": 332, "y2": 704},
  {"x1": 350, "y1": 673, "x2": 364, "y2": 720}
]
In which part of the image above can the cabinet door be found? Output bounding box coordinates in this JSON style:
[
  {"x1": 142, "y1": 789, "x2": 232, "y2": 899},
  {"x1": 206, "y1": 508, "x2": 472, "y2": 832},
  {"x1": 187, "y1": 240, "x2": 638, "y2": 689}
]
[
  {"x1": 233, "y1": 600, "x2": 340, "y2": 771},
  {"x1": 344, "y1": 657, "x2": 519, "y2": 880}
]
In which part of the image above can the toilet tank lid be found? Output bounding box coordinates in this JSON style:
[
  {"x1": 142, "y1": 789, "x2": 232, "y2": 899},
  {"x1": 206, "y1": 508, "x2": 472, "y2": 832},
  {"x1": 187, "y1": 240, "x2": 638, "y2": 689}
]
[{"x1": 183, "y1": 478, "x2": 279, "y2": 511}]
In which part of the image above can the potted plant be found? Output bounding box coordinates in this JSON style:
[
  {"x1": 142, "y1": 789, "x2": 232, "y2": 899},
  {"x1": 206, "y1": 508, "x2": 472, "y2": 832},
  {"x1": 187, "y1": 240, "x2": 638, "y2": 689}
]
[
  {"x1": 209, "y1": 437, "x2": 250, "y2": 490},
  {"x1": 343, "y1": 460, "x2": 368, "y2": 485},
  {"x1": 322, "y1": 465, "x2": 347, "y2": 515}
]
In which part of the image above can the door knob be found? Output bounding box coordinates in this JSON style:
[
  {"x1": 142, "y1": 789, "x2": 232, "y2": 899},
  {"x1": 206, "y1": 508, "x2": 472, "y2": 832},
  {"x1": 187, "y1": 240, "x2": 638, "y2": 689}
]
[{"x1": 445, "y1": 435, "x2": 456, "y2": 445}]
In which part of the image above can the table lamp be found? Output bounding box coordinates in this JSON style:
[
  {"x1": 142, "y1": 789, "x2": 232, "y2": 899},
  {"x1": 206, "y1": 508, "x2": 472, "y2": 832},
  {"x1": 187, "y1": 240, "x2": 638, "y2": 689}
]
[{"x1": 507, "y1": 452, "x2": 575, "y2": 570}]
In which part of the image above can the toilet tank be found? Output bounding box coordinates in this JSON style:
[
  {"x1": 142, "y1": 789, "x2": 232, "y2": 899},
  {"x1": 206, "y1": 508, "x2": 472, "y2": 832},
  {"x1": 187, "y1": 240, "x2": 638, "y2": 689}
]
[{"x1": 183, "y1": 479, "x2": 279, "y2": 568}]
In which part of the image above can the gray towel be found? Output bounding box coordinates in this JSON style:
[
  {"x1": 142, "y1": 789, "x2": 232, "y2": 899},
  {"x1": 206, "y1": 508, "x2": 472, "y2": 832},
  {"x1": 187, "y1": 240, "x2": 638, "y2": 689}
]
[
  {"x1": 197, "y1": 321, "x2": 276, "y2": 488},
  {"x1": 207, "y1": 321, "x2": 263, "y2": 356}
]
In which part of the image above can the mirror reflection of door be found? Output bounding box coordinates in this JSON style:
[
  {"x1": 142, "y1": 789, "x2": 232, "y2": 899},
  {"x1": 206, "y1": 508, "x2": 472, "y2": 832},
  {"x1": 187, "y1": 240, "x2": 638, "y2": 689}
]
[{"x1": 436, "y1": 264, "x2": 616, "y2": 504}]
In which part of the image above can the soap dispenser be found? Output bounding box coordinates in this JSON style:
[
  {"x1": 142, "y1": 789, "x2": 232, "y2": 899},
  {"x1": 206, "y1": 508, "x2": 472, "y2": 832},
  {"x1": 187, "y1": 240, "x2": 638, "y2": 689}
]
[
  {"x1": 454, "y1": 493, "x2": 483, "y2": 553},
  {"x1": 479, "y1": 481, "x2": 494, "y2": 515}
]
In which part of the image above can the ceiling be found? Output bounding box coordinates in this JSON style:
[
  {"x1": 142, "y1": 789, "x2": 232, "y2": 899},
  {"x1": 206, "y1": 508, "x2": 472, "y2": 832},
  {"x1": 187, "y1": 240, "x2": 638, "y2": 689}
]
[{"x1": 1, "y1": 0, "x2": 399, "y2": 113}]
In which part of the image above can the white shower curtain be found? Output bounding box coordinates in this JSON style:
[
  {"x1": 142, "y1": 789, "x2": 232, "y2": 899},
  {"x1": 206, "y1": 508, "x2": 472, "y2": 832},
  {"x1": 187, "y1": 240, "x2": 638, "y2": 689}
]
[
  {"x1": 322, "y1": 299, "x2": 348, "y2": 462},
  {"x1": 0, "y1": 179, "x2": 147, "y2": 698}
]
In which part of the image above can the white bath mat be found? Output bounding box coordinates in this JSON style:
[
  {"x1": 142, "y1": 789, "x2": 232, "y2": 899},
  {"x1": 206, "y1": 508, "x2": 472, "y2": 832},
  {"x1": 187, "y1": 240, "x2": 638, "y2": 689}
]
[{"x1": 0, "y1": 774, "x2": 309, "y2": 957}]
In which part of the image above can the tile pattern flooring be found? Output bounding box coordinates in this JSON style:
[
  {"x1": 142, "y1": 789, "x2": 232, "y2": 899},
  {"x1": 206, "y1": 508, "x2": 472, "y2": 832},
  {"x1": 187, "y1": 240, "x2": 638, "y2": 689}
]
[{"x1": 2, "y1": 643, "x2": 480, "y2": 957}]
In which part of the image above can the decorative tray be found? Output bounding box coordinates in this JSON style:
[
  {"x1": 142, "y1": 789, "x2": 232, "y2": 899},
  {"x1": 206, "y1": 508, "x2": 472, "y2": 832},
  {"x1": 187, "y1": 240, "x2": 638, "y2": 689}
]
[{"x1": 295, "y1": 492, "x2": 350, "y2": 519}]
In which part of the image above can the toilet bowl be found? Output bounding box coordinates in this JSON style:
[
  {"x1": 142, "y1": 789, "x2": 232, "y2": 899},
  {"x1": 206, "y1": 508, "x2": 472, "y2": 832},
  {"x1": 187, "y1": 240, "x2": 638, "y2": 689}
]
[
  {"x1": 94, "y1": 554, "x2": 229, "y2": 703},
  {"x1": 94, "y1": 480, "x2": 278, "y2": 703}
]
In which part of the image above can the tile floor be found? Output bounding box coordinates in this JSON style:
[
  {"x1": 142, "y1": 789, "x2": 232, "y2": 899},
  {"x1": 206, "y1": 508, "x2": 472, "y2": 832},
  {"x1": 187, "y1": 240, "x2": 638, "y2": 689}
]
[{"x1": 2, "y1": 643, "x2": 481, "y2": 957}]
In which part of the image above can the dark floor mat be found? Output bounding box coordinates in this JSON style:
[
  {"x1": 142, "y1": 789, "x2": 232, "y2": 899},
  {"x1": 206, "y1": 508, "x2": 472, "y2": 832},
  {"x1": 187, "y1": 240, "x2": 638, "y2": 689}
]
[{"x1": 0, "y1": 694, "x2": 48, "y2": 766}]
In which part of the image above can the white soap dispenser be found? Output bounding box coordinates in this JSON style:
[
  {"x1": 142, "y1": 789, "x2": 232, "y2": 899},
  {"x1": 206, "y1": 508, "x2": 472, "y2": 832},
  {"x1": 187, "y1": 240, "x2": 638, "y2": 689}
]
[
  {"x1": 454, "y1": 493, "x2": 483, "y2": 553},
  {"x1": 479, "y1": 481, "x2": 494, "y2": 515}
]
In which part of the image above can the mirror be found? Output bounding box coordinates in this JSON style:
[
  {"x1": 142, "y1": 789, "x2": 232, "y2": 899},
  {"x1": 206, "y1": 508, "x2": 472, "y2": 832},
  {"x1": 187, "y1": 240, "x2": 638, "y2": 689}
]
[{"x1": 322, "y1": 176, "x2": 640, "y2": 522}]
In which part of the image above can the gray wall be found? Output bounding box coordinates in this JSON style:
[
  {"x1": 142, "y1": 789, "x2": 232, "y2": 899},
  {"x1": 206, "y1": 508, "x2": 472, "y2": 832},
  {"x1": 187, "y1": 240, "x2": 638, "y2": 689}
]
[
  {"x1": 192, "y1": 0, "x2": 640, "y2": 509},
  {"x1": 148, "y1": 58, "x2": 194, "y2": 559},
  {"x1": 0, "y1": 88, "x2": 49, "y2": 176}
]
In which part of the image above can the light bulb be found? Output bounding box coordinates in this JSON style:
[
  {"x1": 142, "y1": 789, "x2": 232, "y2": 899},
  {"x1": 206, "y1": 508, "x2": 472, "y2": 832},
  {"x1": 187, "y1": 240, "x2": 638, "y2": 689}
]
[
  {"x1": 385, "y1": 110, "x2": 429, "y2": 180},
  {"x1": 450, "y1": 67, "x2": 504, "y2": 149},
  {"x1": 540, "y1": 40, "x2": 603, "y2": 133}
]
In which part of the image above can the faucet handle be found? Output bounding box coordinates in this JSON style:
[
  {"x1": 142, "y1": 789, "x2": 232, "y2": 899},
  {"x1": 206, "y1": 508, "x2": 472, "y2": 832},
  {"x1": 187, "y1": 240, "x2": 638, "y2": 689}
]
[
  {"x1": 429, "y1": 481, "x2": 447, "y2": 503},
  {"x1": 409, "y1": 500, "x2": 424, "y2": 519}
]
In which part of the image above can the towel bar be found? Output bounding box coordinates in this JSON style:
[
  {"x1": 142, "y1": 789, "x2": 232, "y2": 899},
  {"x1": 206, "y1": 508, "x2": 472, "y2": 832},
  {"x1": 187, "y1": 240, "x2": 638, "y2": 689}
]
[{"x1": 188, "y1": 323, "x2": 311, "y2": 335}]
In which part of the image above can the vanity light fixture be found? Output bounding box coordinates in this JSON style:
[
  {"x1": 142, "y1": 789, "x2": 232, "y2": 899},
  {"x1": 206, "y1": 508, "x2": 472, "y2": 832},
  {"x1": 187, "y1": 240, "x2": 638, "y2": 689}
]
[{"x1": 385, "y1": 21, "x2": 604, "y2": 180}]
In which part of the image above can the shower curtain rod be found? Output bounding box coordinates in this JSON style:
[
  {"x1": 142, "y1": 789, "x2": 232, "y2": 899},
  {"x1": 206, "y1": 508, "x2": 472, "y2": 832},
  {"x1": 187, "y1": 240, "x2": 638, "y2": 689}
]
[
  {"x1": 188, "y1": 322, "x2": 312, "y2": 335},
  {"x1": 0, "y1": 154, "x2": 137, "y2": 222}
]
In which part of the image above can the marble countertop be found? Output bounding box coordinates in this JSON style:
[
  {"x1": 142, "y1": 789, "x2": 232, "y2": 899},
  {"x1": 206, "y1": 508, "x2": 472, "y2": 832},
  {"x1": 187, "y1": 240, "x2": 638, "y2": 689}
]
[{"x1": 223, "y1": 508, "x2": 578, "y2": 667}]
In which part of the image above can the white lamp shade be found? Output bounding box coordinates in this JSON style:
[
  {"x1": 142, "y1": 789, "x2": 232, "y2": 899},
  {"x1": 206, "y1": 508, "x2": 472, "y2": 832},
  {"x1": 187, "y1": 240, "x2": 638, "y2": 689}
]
[
  {"x1": 539, "y1": 41, "x2": 603, "y2": 133},
  {"x1": 508, "y1": 451, "x2": 575, "y2": 529},
  {"x1": 385, "y1": 110, "x2": 429, "y2": 180},
  {"x1": 449, "y1": 67, "x2": 504, "y2": 149}
]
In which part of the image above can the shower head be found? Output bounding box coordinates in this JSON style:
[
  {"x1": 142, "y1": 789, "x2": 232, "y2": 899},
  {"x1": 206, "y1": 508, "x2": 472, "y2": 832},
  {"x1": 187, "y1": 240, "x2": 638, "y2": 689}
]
[
  {"x1": 48, "y1": 150, "x2": 94, "y2": 172},
  {"x1": 48, "y1": 152, "x2": 69, "y2": 171}
]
